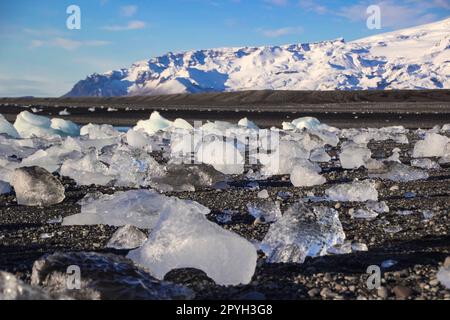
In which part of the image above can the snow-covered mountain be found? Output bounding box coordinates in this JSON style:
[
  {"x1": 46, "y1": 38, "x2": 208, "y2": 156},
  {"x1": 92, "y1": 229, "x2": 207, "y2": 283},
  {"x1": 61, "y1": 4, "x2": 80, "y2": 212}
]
[{"x1": 65, "y1": 18, "x2": 450, "y2": 97}]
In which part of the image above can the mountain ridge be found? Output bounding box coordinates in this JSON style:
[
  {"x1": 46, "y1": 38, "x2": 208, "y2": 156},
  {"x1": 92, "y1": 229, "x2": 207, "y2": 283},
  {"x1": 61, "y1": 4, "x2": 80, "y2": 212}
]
[{"x1": 65, "y1": 18, "x2": 450, "y2": 97}]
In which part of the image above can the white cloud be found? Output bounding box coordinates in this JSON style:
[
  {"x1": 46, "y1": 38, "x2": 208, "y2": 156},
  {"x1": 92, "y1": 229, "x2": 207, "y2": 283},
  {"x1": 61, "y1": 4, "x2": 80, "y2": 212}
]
[
  {"x1": 120, "y1": 5, "x2": 138, "y2": 17},
  {"x1": 259, "y1": 26, "x2": 303, "y2": 37},
  {"x1": 102, "y1": 20, "x2": 146, "y2": 31}
]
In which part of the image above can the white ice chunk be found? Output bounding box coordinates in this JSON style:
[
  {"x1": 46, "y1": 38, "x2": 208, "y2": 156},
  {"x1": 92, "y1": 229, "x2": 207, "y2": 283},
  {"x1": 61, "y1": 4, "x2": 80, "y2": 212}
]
[
  {"x1": 325, "y1": 180, "x2": 378, "y2": 202},
  {"x1": 257, "y1": 189, "x2": 269, "y2": 199},
  {"x1": 290, "y1": 165, "x2": 326, "y2": 187},
  {"x1": 411, "y1": 158, "x2": 441, "y2": 170},
  {"x1": 238, "y1": 117, "x2": 259, "y2": 130},
  {"x1": 0, "y1": 271, "x2": 52, "y2": 300},
  {"x1": 366, "y1": 200, "x2": 389, "y2": 213},
  {"x1": 80, "y1": 123, "x2": 120, "y2": 139},
  {"x1": 11, "y1": 166, "x2": 65, "y2": 206},
  {"x1": 369, "y1": 162, "x2": 428, "y2": 182},
  {"x1": 14, "y1": 111, "x2": 60, "y2": 138},
  {"x1": 63, "y1": 189, "x2": 210, "y2": 229},
  {"x1": 126, "y1": 129, "x2": 149, "y2": 149},
  {"x1": 261, "y1": 203, "x2": 345, "y2": 263},
  {"x1": 50, "y1": 118, "x2": 80, "y2": 136},
  {"x1": 339, "y1": 142, "x2": 372, "y2": 169},
  {"x1": 437, "y1": 262, "x2": 450, "y2": 289},
  {"x1": 172, "y1": 118, "x2": 193, "y2": 130},
  {"x1": 134, "y1": 111, "x2": 173, "y2": 135},
  {"x1": 128, "y1": 203, "x2": 257, "y2": 286},
  {"x1": 413, "y1": 133, "x2": 449, "y2": 158},
  {"x1": 106, "y1": 225, "x2": 148, "y2": 250},
  {"x1": 0, "y1": 114, "x2": 19, "y2": 138},
  {"x1": 291, "y1": 117, "x2": 320, "y2": 130}
]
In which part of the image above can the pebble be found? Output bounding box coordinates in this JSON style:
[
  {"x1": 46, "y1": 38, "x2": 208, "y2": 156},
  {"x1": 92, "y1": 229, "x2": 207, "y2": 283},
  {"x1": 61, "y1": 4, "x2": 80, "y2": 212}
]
[
  {"x1": 393, "y1": 285, "x2": 413, "y2": 299},
  {"x1": 377, "y1": 287, "x2": 389, "y2": 299},
  {"x1": 307, "y1": 288, "x2": 320, "y2": 297}
]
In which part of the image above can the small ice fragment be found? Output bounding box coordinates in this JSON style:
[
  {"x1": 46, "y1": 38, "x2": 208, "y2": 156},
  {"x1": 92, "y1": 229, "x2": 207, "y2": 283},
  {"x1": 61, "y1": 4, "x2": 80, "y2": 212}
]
[
  {"x1": 40, "y1": 232, "x2": 54, "y2": 239},
  {"x1": 411, "y1": 158, "x2": 440, "y2": 170},
  {"x1": 0, "y1": 180, "x2": 11, "y2": 195},
  {"x1": 350, "y1": 208, "x2": 378, "y2": 220},
  {"x1": 47, "y1": 216, "x2": 63, "y2": 224},
  {"x1": 238, "y1": 117, "x2": 259, "y2": 130},
  {"x1": 339, "y1": 142, "x2": 371, "y2": 169},
  {"x1": 366, "y1": 200, "x2": 389, "y2": 213},
  {"x1": 384, "y1": 225, "x2": 403, "y2": 234},
  {"x1": 370, "y1": 163, "x2": 429, "y2": 182},
  {"x1": 421, "y1": 210, "x2": 435, "y2": 221},
  {"x1": 247, "y1": 201, "x2": 282, "y2": 223},
  {"x1": 413, "y1": 133, "x2": 449, "y2": 158},
  {"x1": 11, "y1": 166, "x2": 65, "y2": 206},
  {"x1": 261, "y1": 203, "x2": 346, "y2": 263},
  {"x1": 59, "y1": 109, "x2": 70, "y2": 116},
  {"x1": 257, "y1": 189, "x2": 269, "y2": 199},
  {"x1": 88, "y1": 107, "x2": 95, "y2": 112},
  {"x1": 396, "y1": 210, "x2": 414, "y2": 216},
  {"x1": 127, "y1": 205, "x2": 257, "y2": 286},
  {"x1": 381, "y1": 259, "x2": 397, "y2": 269},
  {"x1": 328, "y1": 241, "x2": 352, "y2": 255},
  {"x1": 291, "y1": 117, "x2": 321, "y2": 130},
  {"x1": 50, "y1": 118, "x2": 80, "y2": 136},
  {"x1": 290, "y1": 165, "x2": 326, "y2": 187},
  {"x1": 325, "y1": 180, "x2": 378, "y2": 202},
  {"x1": 437, "y1": 261, "x2": 450, "y2": 289},
  {"x1": 63, "y1": 189, "x2": 209, "y2": 229},
  {"x1": 351, "y1": 242, "x2": 368, "y2": 252},
  {"x1": 0, "y1": 114, "x2": 19, "y2": 138},
  {"x1": 106, "y1": 225, "x2": 148, "y2": 250},
  {"x1": 107, "y1": 107, "x2": 118, "y2": 112}
]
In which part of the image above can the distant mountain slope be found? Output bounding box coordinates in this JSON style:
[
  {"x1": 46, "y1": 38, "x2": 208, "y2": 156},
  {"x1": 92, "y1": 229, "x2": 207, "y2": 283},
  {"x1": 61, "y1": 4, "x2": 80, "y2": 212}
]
[{"x1": 65, "y1": 18, "x2": 450, "y2": 97}]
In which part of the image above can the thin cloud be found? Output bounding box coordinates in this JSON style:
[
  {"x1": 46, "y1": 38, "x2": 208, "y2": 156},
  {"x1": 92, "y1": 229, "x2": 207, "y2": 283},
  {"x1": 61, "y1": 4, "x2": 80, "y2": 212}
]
[
  {"x1": 120, "y1": 5, "x2": 138, "y2": 17},
  {"x1": 102, "y1": 20, "x2": 146, "y2": 31},
  {"x1": 29, "y1": 38, "x2": 111, "y2": 51},
  {"x1": 259, "y1": 26, "x2": 303, "y2": 37}
]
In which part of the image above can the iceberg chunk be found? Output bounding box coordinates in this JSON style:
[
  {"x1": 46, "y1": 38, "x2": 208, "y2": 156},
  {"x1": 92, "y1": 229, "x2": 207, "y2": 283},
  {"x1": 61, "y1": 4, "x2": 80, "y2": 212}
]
[
  {"x1": 291, "y1": 117, "x2": 321, "y2": 130},
  {"x1": 134, "y1": 111, "x2": 173, "y2": 135},
  {"x1": 413, "y1": 133, "x2": 449, "y2": 158},
  {"x1": 325, "y1": 180, "x2": 378, "y2": 202},
  {"x1": 50, "y1": 118, "x2": 80, "y2": 136},
  {"x1": 106, "y1": 224, "x2": 148, "y2": 250},
  {"x1": 14, "y1": 111, "x2": 60, "y2": 138},
  {"x1": 260, "y1": 203, "x2": 345, "y2": 263},
  {"x1": 290, "y1": 165, "x2": 326, "y2": 187},
  {"x1": 0, "y1": 114, "x2": 19, "y2": 138},
  {"x1": 369, "y1": 162, "x2": 428, "y2": 182},
  {"x1": 339, "y1": 142, "x2": 372, "y2": 169},
  {"x1": 128, "y1": 205, "x2": 257, "y2": 286},
  {"x1": 63, "y1": 189, "x2": 210, "y2": 229},
  {"x1": 11, "y1": 166, "x2": 65, "y2": 206}
]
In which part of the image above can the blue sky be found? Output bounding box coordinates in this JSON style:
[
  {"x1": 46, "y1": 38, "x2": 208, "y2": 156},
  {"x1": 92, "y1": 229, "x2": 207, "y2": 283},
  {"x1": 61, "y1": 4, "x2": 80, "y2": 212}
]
[{"x1": 0, "y1": 0, "x2": 449, "y2": 97}]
